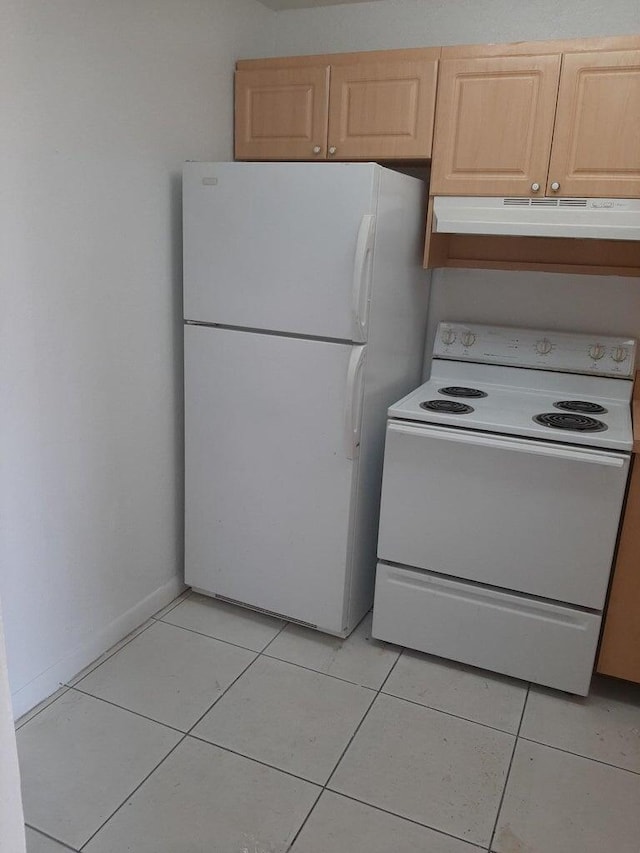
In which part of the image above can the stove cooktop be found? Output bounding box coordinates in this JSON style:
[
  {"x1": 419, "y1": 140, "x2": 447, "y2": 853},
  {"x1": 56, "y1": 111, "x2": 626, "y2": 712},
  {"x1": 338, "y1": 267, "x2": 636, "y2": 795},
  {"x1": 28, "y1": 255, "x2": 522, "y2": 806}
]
[{"x1": 389, "y1": 361, "x2": 633, "y2": 452}]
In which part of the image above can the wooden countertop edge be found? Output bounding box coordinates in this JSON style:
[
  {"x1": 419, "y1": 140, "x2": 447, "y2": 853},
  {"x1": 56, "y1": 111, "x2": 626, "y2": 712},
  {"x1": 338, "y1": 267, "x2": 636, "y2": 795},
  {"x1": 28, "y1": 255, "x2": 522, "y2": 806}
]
[{"x1": 633, "y1": 371, "x2": 640, "y2": 454}]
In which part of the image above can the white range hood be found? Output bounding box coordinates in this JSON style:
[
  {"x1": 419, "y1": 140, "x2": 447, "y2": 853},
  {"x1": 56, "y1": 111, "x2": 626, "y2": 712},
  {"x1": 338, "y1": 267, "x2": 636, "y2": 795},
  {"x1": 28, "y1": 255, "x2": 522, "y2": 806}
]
[{"x1": 432, "y1": 196, "x2": 640, "y2": 241}]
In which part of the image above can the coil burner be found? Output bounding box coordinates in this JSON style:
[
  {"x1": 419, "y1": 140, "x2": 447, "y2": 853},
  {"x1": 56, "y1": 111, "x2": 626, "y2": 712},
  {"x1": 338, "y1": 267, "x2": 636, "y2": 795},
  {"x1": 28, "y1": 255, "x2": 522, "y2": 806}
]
[
  {"x1": 553, "y1": 400, "x2": 607, "y2": 415},
  {"x1": 438, "y1": 386, "x2": 487, "y2": 399},
  {"x1": 420, "y1": 400, "x2": 475, "y2": 415},
  {"x1": 533, "y1": 413, "x2": 607, "y2": 432}
]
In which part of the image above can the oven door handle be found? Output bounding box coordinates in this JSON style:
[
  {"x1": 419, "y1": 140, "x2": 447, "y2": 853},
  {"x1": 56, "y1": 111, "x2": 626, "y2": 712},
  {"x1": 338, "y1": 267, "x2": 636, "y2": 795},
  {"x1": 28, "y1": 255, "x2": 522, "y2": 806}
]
[{"x1": 387, "y1": 421, "x2": 627, "y2": 467}]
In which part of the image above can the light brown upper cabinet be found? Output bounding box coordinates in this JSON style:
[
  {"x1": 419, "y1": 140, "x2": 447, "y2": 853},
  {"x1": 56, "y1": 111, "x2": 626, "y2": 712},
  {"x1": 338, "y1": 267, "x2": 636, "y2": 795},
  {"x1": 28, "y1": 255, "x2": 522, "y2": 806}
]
[
  {"x1": 327, "y1": 60, "x2": 438, "y2": 160},
  {"x1": 235, "y1": 50, "x2": 439, "y2": 162},
  {"x1": 431, "y1": 48, "x2": 640, "y2": 198},
  {"x1": 235, "y1": 66, "x2": 330, "y2": 160},
  {"x1": 430, "y1": 54, "x2": 562, "y2": 196},
  {"x1": 548, "y1": 50, "x2": 640, "y2": 197}
]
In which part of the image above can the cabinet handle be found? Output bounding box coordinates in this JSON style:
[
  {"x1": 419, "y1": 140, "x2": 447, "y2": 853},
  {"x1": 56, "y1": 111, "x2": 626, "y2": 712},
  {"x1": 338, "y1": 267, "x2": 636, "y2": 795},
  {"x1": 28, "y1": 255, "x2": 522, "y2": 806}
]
[
  {"x1": 328, "y1": 146, "x2": 337, "y2": 155},
  {"x1": 531, "y1": 182, "x2": 540, "y2": 192},
  {"x1": 550, "y1": 181, "x2": 561, "y2": 192},
  {"x1": 312, "y1": 145, "x2": 321, "y2": 155}
]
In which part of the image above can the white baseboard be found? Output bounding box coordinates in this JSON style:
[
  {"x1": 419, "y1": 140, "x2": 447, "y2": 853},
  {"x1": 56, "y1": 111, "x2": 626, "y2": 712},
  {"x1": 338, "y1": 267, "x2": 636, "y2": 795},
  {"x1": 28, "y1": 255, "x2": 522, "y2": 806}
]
[{"x1": 11, "y1": 576, "x2": 186, "y2": 720}]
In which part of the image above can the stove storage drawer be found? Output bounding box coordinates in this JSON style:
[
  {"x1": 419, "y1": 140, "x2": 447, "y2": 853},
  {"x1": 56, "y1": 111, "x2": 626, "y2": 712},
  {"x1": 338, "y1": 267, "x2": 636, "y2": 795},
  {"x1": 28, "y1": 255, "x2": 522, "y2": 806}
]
[
  {"x1": 373, "y1": 563, "x2": 601, "y2": 695},
  {"x1": 377, "y1": 421, "x2": 629, "y2": 610}
]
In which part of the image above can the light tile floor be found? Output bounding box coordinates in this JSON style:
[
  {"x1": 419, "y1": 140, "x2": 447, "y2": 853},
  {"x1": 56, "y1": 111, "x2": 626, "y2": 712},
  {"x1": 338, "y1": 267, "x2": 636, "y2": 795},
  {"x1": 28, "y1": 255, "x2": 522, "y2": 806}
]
[{"x1": 16, "y1": 591, "x2": 640, "y2": 852}]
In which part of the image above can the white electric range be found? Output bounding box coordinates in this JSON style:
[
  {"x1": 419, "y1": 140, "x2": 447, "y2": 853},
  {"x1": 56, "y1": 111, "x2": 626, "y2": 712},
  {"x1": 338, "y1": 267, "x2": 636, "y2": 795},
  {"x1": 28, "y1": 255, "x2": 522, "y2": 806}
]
[{"x1": 372, "y1": 323, "x2": 636, "y2": 695}]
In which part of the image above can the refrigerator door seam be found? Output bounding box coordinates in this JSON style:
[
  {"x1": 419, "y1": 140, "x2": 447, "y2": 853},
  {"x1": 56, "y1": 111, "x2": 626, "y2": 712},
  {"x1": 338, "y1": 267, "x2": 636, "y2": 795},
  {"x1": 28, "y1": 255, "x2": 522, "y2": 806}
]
[{"x1": 184, "y1": 320, "x2": 355, "y2": 346}]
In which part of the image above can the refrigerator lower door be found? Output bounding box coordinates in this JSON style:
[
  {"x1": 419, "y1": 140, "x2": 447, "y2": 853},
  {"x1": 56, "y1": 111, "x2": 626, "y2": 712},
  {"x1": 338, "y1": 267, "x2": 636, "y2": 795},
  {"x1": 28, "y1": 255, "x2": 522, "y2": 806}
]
[
  {"x1": 184, "y1": 324, "x2": 364, "y2": 633},
  {"x1": 183, "y1": 162, "x2": 378, "y2": 341}
]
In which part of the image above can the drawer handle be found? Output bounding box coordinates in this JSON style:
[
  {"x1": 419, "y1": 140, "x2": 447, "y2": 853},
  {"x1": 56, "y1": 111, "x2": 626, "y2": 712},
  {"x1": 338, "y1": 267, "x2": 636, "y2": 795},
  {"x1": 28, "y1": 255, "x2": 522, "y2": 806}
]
[{"x1": 387, "y1": 569, "x2": 592, "y2": 627}]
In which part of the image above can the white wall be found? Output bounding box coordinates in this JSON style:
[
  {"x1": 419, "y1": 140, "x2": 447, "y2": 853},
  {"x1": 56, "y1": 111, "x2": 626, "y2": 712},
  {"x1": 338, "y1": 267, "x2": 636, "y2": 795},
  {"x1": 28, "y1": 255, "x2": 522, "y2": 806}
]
[
  {"x1": 271, "y1": 0, "x2": 640, "y2": 369},
  {"x1": 425, "y1": 269, "x2": 640, "y2": 372},
  {"x1": 272, "y1": 0, "x2": 640, "y2": 54},
  {"x1": 1, "y1": 0, "x2": 276, "y2": 717}
]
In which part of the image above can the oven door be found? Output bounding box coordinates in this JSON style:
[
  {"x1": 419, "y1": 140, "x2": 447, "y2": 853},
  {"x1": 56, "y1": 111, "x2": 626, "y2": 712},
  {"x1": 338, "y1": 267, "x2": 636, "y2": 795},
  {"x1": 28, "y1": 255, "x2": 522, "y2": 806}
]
[{"x1": 377, "y1": 421, "x2": 630, "y2": 610}]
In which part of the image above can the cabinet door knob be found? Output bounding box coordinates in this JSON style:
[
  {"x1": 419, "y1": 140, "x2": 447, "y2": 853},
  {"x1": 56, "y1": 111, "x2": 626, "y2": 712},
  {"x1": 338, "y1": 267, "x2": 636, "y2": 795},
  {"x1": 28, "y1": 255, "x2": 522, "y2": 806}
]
[
  {"x1": 531, "y1": 182, "x2": 540, "y2": 192},
  {"x1": 550, "y1": 181, "x2": 561, "y2": 192},
  {"x1": 312, "y1": 146, "x2": 321, "y2": 154},
  {"x1": 328, "y1": 146, "x2": 337, "y2": 155}
]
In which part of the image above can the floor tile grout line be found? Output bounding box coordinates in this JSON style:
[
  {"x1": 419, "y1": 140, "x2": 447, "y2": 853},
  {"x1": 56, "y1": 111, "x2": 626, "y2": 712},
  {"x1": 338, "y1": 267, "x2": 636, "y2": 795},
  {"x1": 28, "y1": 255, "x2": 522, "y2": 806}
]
[
  {"x1": 379, "y1": 687, "x2": 524, "y2": 736},
  {"x1": 32, "y1": 600, "x2": 565, "y2": 851},
  {"x1": 260, "y1": 604, "x2": 374, "y2": 657},
  {"x1": 25, "y1": 823, "x2": 80, "y2": 851},
  {"x1": 48, "y1": 610, "x2": 391, "y2": 823},
  {"x1": 257, "y1": 606, "x2": 398, "y2": 690},
  {"x1": 283, "y1": 787, "x2": 325, "y2": 853},
  {"x1": 487, "y1": 683, "x2": 531, "y2": 852},
  {"x1": 260, "y1": 651, "x2": 380, "y2": 691},
  {"x1": 282, "y1": 690, "x2": 378, "y2": 851},
  {"x1": 19, "y1": 593, "x2": 189, "y2": 729},
  {"x1": 172, "y1": 610, "x2": 398, "y2": 851},
  {"x1": 78, "y1": 735, "x2": 188, "y2": 851},
  {"x1": 283, "y1": 645, "x2": 405, "y2": 851},
  {"x1": 326, "y1": 652, "x2": 403, "y2": 790},
  {"x1": 184, "y1": 647, "x2": 398, "y2": 790},
  {"x1": 185, "y1": 650, "x2": 261, "y2": 735},
  {"x1": 186, "y1": 732, "x2": 326, "y2": 788},
  {"x1": 67, "y1": 685, "x2": 186, "y2": 734},
  {"x1": 157, "y1": 615, "x2": 287, "y2": 656},
  {"x1": 76, "y1": 650, "x2": 298, "y2": 851},
  {"x1": 516, "y1": 734, "x2": 640, "y2": 777},
  {"x1": 321, "y1": 788, "x2": 489, "y2": 852},
  {"x1": 377, "y1": 644, "x2": 408, "y2": 694},
  {"x1": 70, "y1": 605, "x2": 389, "y2": 735},
  {"x1": 258, "y1": 618, "x2": 291, "y2": 654},
  {"x1": 70, "y1": 650, "x2": 264, "y2": 849}
]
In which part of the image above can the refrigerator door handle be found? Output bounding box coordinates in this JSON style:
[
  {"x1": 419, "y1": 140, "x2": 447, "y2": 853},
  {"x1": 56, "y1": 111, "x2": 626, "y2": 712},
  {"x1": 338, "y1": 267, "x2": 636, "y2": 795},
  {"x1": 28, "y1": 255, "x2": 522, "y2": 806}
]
[
  {"x1": 344, "y1": 345, "x2": 367, "y2": 460},
  {"x1": 351, "y1": 214, "x2": 376, "y2": 343}
]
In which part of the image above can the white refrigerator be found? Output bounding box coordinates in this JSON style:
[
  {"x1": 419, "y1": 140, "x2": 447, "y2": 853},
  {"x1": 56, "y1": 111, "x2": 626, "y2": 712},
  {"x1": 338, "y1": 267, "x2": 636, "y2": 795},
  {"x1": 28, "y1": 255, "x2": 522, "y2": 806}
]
[{"x1": 183, "y1": 162, "x2": 429, "y2": 635}]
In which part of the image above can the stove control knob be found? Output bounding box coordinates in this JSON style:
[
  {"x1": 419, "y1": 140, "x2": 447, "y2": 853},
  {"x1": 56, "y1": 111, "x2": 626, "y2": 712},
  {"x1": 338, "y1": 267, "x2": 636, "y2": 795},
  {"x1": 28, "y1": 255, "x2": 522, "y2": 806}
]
[
  {"x1": 441, "y1": 328, "x2": 456, "y2": 345},
  {"x1": 461, "y1": 331, "x2": 476, "y2": 347},
  {"x1": 535, "y1": 338, "x2": 553, "y2": 355},
  {"x1": 588, "y1": 344, "x2": 606, "y2": 360},
  {"x1": 611, "y1": 346, "x2": 629, "y2": 363}
]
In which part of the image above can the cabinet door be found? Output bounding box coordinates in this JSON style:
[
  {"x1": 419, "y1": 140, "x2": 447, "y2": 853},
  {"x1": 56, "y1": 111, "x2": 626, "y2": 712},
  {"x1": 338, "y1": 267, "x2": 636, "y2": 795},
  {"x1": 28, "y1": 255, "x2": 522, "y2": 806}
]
[
  {"x1": 327, "y1": 60, "x2": 438, "y2": 160},
  {"x1": 547, "y1": 50, "x2": 640, "y2": 198},
  {"x1": 235, "y1": 66, "x2": 329, "y2": 160},
  {"x1": 430, "y1": 54, "x2": 561, "y2": 196}
]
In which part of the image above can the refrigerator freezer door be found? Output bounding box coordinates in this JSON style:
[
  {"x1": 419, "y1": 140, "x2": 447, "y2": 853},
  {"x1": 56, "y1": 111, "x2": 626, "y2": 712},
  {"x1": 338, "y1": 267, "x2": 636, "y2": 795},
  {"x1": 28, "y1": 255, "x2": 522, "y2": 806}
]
[
  {"x1": 183, "y1": 162, "x2": 379, "y2": 341},
  {"x1": 184, "y1": 324, "x2": 363, "y2": 633}
]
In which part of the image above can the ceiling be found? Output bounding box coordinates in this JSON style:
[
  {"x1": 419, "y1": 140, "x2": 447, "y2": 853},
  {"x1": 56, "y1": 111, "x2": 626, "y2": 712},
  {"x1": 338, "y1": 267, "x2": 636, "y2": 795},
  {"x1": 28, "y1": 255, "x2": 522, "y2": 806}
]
[{"x1": 258, "y1": 0, "x2": 385, "y2": 10}]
